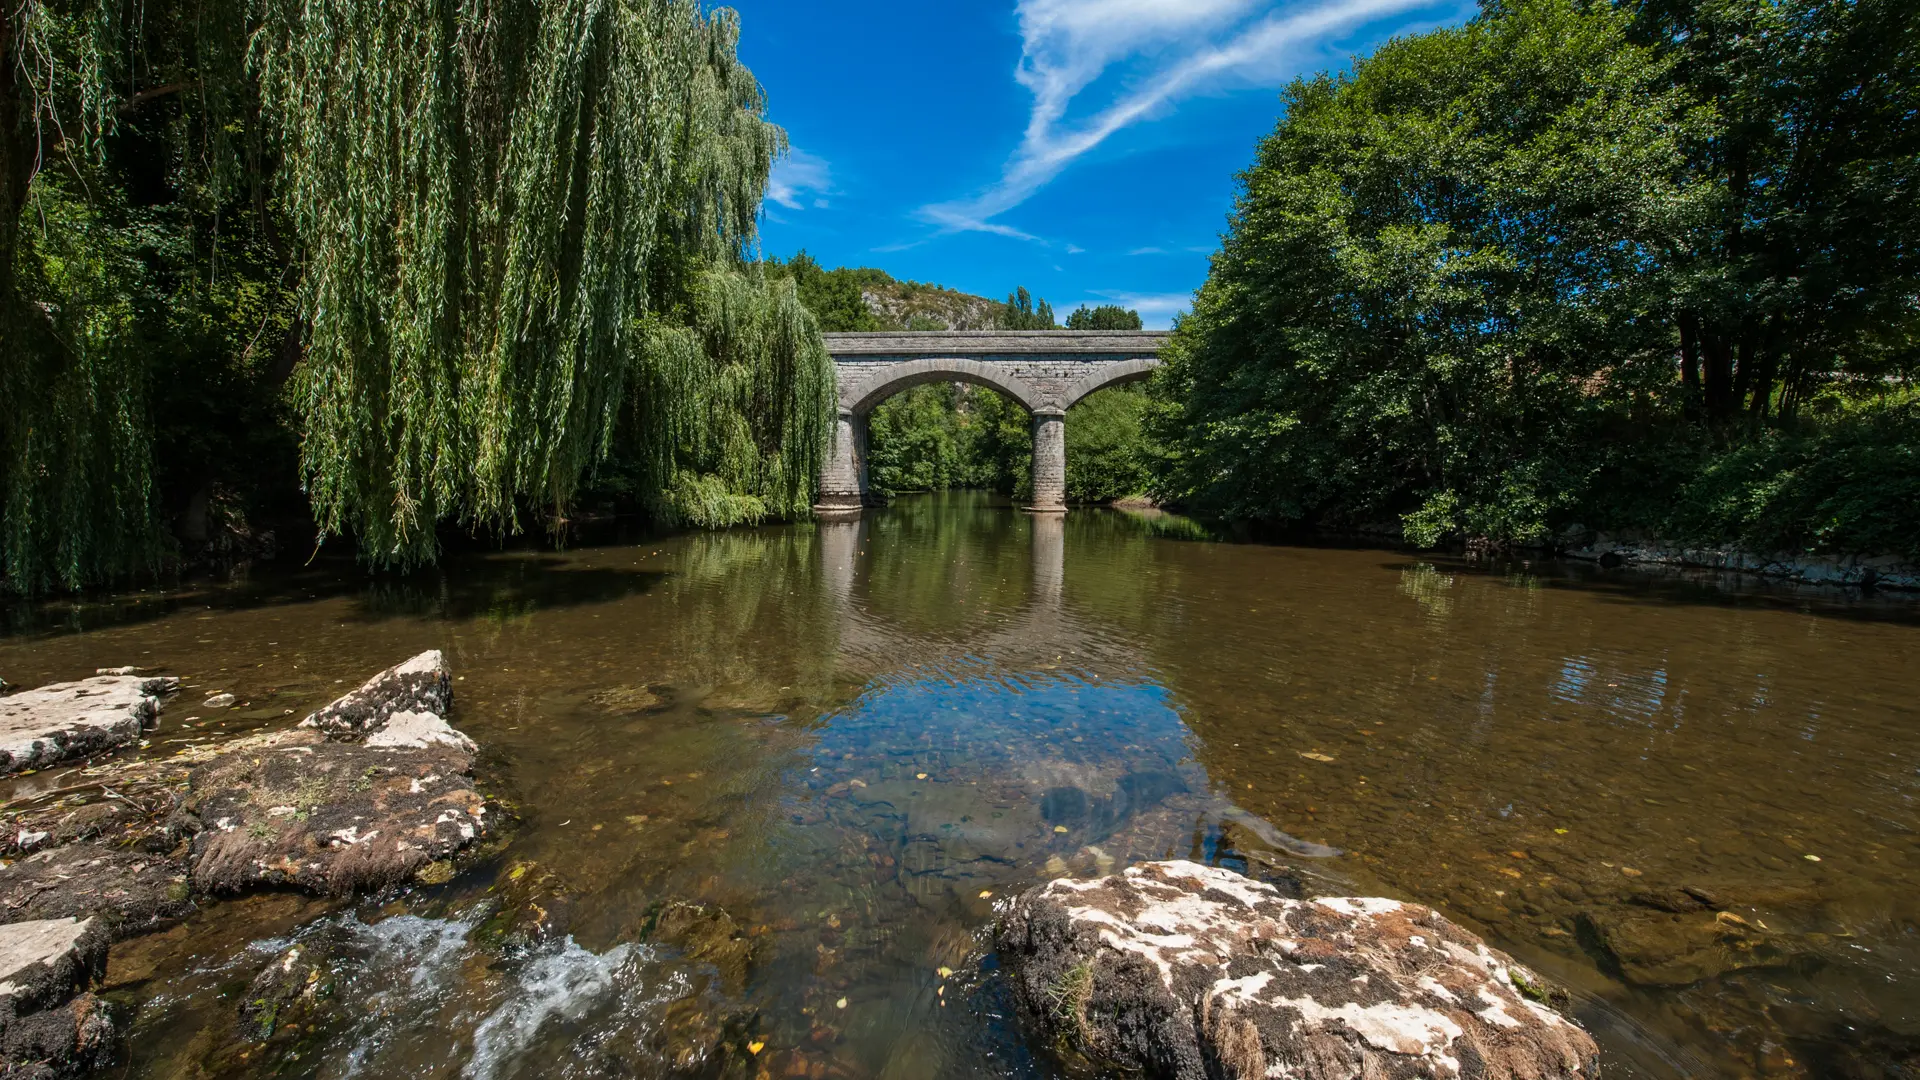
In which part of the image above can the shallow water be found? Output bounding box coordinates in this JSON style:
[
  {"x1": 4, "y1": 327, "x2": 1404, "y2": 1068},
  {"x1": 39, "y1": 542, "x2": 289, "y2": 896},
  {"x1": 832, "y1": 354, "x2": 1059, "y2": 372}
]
[{"x1": 5, "y1": 491, "x2": 1920, "y2": 1078}]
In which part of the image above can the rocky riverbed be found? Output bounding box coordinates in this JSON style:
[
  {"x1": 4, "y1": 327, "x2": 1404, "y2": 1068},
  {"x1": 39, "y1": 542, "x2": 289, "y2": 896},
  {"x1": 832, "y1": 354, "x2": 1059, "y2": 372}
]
[{"x1": 0, "y1": 652, "x2": 497, "y2": 1075}]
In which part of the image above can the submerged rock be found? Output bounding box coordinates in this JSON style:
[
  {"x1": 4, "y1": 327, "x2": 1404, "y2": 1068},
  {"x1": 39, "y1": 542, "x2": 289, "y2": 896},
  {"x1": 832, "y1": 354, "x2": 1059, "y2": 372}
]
[
  {"x1": 239, "y1": 941, "x2": 336, "y2": 1042},
  {"x1": 1576, "y1": 906, "x2": 1789, "y2": 987},
  {"x1": 996, "y1": 861, "x2": 1598, "y2": 1080},
  {"x1": 0, "y1": 917, "x2": 115, "y2": 1078},
  {"x1": 647, "y1": 902, "x2": 756, "y2": 990},
  {"x1": 0, "y1": 675, "x2": 178, "y2": 777}
]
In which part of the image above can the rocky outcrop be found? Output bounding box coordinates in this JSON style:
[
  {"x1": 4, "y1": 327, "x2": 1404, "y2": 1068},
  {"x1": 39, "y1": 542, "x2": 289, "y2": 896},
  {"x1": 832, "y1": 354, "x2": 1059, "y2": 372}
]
[
  {"x1": 0, "y1": 675, "x2": 178, "y2": 776},
  {"x1": 0, "y1": 917, "x2": 115, "y2": 1078},
  {"x1": 0, "y1": 848, "x2": 192, "y2": 939},
  {"x1": 179, "y1": 650, "x2": 488, "y2": 895},
  {"x1": 299, "y1": 650, "x2": 453, "y2": 741},
  {"x1": 0, "y1": 650, "x2": 489, "y2": 928},
  {"x1": 178, "y1": 729, "x2": 486, "y2": 895},
  {"x1": 996, "y1": 861, "x2": 1598, "y2": 1080}
]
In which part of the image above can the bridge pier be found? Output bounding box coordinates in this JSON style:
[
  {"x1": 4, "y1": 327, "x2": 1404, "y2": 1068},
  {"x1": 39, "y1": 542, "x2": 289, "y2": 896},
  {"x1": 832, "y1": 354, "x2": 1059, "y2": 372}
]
[
  {"x1": 1025, "y1": 412, "x2": 1068, "y2": 514},
  {"x1": 814, "y1": 410, "x2": 872, "y2": 518}
]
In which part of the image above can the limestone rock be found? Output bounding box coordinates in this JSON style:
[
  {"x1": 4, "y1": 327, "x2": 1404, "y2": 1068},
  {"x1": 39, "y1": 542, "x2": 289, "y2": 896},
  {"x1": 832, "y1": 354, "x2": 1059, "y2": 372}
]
[
  {"x1": 996, "y1": 861, "x2": 1598, "y2": 1080},
  {"x1": 300, "y1": 650, "x2": 450, "y2": 742},
  {"x1": 174, "y1": 651, "x2": 487, "y2": 897},
  {"x1": 0, "y1": 917, "x2": 115, "y2": 1078},
  {"x1": 0, "y1": 675, "x2": 178, "y2": 776},
  {"x1": 0, "y1": 848, "x2": 193, "y2": 940},
  {"x1": 178, "y1": 732, "x2": 487, "y2": 896}
]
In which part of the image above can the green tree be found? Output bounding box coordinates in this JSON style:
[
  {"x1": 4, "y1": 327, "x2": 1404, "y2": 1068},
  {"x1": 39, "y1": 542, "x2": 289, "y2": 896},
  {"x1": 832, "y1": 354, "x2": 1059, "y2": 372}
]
[
  {"x1": 1630, "y1": 0, "x2": 1920, "y2": 420},
  {"x1": 1, "y1": 0, "x2": 832, "y2": 589},
  {"x1": 1153, "y1": 0, "x2": 1707, "y2": 546},
  {"x1": 767, "y1": 251, "x2": 882, "y2": 332},
  {"x1": 999, "y1": 286, "x2": 1058, "y2": 330},
  {"x1": 1066, "y1": 385, "x2": 1152, "y2": 502},
  {"x1": 1065, "y1": 305, "x2": 1143, "y2": 331}
]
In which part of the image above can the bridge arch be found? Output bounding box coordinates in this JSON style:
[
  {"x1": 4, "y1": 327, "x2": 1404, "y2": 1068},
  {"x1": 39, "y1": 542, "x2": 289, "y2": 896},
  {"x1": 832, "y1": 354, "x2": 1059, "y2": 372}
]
[
  {"x1": 842, "y1": 357, "x2": 1044, "y2": 416},
  {"x1": 1062, "y1": 357, "x2": 1160, "y2": 411},
  {"x1": 815, "y1": 331, "x2": 1170, "y2": 517}
]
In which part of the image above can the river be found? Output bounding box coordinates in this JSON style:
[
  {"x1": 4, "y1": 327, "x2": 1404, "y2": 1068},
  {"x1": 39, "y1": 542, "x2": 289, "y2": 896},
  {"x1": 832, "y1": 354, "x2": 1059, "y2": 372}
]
[{"x1": 2, "y1": 491, "x2": 1917, "y2": 1078}]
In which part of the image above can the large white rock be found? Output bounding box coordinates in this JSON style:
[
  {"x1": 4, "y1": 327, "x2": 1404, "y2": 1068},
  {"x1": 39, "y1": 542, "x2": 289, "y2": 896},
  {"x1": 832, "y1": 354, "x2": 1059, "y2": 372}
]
[
  {"x1": 997, "y1": 861, "x2": 1599, "y2": 1080},
  {"x1": 0, "y1": 918, "x2": 105, "y2": 1005},
  {"x1": 0, "y1": 675, "x2": 177, "y2": 776},
  {"x1": 0, "y1": 916, "x2": 115, "y2": 1075}
]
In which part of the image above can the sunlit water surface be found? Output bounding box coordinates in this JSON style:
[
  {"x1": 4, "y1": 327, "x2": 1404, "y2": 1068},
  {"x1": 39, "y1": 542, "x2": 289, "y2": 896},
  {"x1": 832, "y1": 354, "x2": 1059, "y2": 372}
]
[{"x1": 3, "y1": 492, "x2": 1919, "y2": 1078}]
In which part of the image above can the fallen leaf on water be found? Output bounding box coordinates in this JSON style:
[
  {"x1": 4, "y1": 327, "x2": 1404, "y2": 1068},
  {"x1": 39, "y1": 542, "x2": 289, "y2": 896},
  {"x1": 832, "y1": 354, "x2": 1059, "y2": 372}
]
[
  {"x1": 1053, "y1": 825, "x2": 1070, "y2": 834},
  {"x1": 978, "y1": 891, "x2": 993, "y2": 899},
  {"x1": 835, "y1": 998, "x2": 847, "y2": 1010},
  {"x1": 747, "y1": 1042, "x2": 765, "y2": 1056},
  {"x1": 1804, "y1": 854, "x2": 1822, "y2": 862},
  {"x1": 1621, "y1": 867, "x2": 1644, "y2": 877},
  {"x1": 1554, "y1": 828, "x2": 1569, "y2": 835},
  {"x1": 1299, "y1": 752, "x2": 1336, "y2": 763},
  {"x1": 916, "y1": 773, "x2": 928, "y2": 780},
  {"x1": 937, "y1": 966, "x2": 954, "y2": 978}
]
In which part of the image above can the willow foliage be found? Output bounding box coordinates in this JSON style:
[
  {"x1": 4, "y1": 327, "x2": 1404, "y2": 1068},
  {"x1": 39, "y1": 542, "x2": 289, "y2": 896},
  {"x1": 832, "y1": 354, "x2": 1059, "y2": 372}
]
[
  {"x1": 635, "y1": 267, "x2": 833, "y2": 527},
  {"x1": 3, "y1": 0, "x2": 831, "y2": 590},
  {"x1": 1, "y1": 0, "x2": 163, "y2": 591},
  {"x1": 262, "y1": 0, "x2": 809, "y2": 566}
]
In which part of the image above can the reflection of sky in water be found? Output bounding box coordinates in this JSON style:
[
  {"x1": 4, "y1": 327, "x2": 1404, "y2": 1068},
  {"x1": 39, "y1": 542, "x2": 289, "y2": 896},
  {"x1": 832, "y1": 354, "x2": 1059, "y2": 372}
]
[
  {"x1": 810, "y1": 669, "x2": 1195, "y2": 778},
  {"x1": 1552, "y1": 654, "x2": 1671, "y2": 724}
]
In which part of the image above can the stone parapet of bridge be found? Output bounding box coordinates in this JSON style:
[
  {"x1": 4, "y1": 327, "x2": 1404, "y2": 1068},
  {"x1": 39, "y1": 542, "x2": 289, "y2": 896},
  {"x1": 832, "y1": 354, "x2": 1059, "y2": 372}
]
[{"x1": 817, "y1": 331, "x2": 1169, "y2": 517}]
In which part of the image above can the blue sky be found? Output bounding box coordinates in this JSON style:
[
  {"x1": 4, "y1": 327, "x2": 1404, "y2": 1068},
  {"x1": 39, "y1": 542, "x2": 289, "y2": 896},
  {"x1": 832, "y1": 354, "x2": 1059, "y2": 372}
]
[{"x1": 730, "y1": 0, "x2": 1476, "y2": 329}]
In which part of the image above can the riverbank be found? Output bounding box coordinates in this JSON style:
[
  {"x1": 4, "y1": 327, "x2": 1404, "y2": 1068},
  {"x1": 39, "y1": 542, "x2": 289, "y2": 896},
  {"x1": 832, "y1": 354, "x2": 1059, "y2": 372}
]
[{"x1": 1560, "y1": 533, "x2": 1920, "y2": 591}]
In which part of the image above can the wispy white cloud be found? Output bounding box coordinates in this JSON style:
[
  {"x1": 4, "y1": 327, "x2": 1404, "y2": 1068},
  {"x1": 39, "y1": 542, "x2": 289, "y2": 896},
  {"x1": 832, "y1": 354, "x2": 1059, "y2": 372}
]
[
  {"x1": 922, "y1": 0, "x2": 1443, "y2": 237},
  {"x1": 768, "y1": 148, "x2": 835, "y2": 211},
  {"x1": 1128, "y1": 245, "x2": 1169, "y2": 256}
]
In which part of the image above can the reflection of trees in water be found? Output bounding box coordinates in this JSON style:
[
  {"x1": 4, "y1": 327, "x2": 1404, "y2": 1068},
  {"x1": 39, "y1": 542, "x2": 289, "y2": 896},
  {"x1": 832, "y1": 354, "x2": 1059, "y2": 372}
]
[{"x1": 643, "y1": 528, "x2": 842, "y2": 707}]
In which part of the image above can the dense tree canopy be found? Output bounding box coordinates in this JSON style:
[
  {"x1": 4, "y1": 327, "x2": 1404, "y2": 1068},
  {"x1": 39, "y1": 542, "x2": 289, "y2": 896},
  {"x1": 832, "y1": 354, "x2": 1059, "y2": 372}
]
[
  {"x1": 1065, "y1": 305, "x2": 1143, "y2": 331},
  {"x1": 1154, "y1": 0, "x2": 1919, "y2": 552},
  {"x1": 1, "y1": 0, "x2": 832, "y2": 589}
]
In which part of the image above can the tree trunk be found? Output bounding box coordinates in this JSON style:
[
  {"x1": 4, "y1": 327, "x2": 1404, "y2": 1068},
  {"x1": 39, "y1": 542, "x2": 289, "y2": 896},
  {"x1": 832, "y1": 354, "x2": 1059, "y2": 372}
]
[
  {"x1": 1678, "y1": 311, "x2": 1702, "y2": 411},
  {"x1": 1703, "y1": 329, "x2": 1735, "y2": 421}
]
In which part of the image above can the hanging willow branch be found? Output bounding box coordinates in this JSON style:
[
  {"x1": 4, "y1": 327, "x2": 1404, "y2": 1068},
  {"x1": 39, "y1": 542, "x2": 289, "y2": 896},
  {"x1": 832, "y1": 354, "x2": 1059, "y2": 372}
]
[
  {"x1": 2, "y1": 0, "x2": 828, "y2": 587},
  {"x1": 261, "y1": 0, "x2": 816, "y2": 566}
]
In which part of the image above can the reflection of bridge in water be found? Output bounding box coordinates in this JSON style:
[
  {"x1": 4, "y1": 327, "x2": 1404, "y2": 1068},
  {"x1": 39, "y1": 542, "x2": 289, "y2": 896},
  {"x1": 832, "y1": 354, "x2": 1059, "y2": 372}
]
[{"x1": 816, "y1": 513, "x2": 1141, "y2": 678}]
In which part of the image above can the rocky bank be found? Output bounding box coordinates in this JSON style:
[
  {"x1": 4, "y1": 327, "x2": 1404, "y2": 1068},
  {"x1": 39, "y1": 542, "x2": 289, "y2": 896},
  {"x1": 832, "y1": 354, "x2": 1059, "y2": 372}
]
[
  {"x1": 997, "y1": 860, "x2": 1599, "y2": 1080},
  {"x1": 0, "y1": 651, "x2": 493, "y2": 1075}
]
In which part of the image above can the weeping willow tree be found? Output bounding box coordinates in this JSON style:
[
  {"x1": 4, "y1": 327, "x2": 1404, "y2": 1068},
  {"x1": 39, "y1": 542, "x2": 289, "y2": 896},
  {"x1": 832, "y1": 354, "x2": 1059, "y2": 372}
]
[
  {"x1": 0, "y1": 1, "x2": 167, "y2": 591},
  {"x1": 270, "y1": 0, "x2": 830, "y2": 566},
  {"x1": 1, "y1": 0, "x2": 831, "y2": 590}
]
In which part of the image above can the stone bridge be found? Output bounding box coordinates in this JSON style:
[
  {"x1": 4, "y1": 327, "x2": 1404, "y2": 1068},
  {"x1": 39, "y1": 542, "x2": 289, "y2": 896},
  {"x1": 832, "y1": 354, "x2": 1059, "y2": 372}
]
[{"x1": 816, "y1": 330, "x2": 1169, "y2": 516}]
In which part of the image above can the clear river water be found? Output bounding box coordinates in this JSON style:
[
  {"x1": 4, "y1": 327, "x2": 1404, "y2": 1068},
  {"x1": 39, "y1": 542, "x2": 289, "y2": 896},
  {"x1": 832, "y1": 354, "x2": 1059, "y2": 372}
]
[{"x1": 3, "y1": 492, "x2": 1918, "y2": 1079}]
